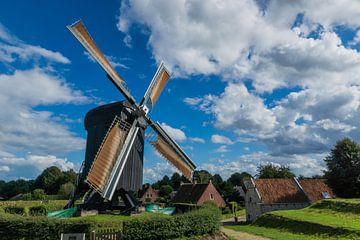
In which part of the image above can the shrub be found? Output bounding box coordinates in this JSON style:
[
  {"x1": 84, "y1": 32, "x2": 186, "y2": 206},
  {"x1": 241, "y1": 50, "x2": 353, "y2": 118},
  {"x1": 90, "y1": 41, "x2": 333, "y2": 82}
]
[
  {"x1": 4, "y1": 206, "x2": 26, "y2": 215},
  {"x1": 29, "y1": 206, "x2": 47, "y2": 216},
  {"x1": 0, "y1": 214, "x2": 96, "y2": 240},
  {"x1": 123, "y1": 204, "x2": 221, "y2": 240}
]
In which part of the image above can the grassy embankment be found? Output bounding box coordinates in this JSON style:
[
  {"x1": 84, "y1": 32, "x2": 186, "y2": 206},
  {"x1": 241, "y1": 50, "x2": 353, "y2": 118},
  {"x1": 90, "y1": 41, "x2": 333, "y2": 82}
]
[{"x1": 225, "y1": 199, "x2": 360, "y2": 240}]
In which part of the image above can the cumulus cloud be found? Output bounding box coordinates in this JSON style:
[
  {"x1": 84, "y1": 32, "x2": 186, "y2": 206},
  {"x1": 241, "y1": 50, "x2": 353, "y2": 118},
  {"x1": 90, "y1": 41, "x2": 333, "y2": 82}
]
[
  {"x1": 83, "y1": 51, "x2": 129, "y2": 69},
  {"x1": 199, "y1": 152, "x2": 326, "y2": 179},
  {"x1": 119, "y1": 0, "x2": 360, "y2": 175},
  {"x1": 0, "y1": 23, "x2": 70, "y2": 64},
  {"x1": 211, "y1": 134, "x2": 234, "y2": 145},
  {"x1": 189, "y1": 137, "x2": 205, "y2": 143},
  {"x1": 160, "y1": 123, "x2": 187, "y2": 142},
  {"x1": 0, "y1": 23, "x2": 89, "y2": 180},
  {"x1": 143, "y1": 161, "x2": 177, "y2": 183}
]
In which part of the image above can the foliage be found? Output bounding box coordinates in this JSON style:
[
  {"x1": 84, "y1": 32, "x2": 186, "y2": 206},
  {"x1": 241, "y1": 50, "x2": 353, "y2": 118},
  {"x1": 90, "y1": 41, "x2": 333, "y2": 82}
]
[
  {"x1": 226, "y1": 199, "x2": 360, "y2": 240},
  {"x1": 0, "y1": 200, "x2": 68, "y2": 212},
  {"x1": 0, "y1": 213, "x2": 96, "y2": 240},
  {"x1": 193, "y1": 170, "x2": 212, "y2": 184},
  {"x1": 227, "y1": 172, "x2": 252, "y2": 186},
  {"x1": 159, "y1": 185, "x2": 173, "y2": 198},
  {"x1": 324, "y1": 138, "x2": 360, "y2": 198},
  {"x1": 29, "y1": 206, "x2": 47, "y2": 216},
  {"x1": 58, "y1": 182, "x2": 75, "y2": 197},
  {"x1": 170, "y1": 173, "x2": 182, "y2": 191},
  {"x1": 123, "y1": 204, "x2": 221, "y2": 240},
  {"x1": 4, "y1": 206, "x2": 26, "y2": 215},
  {"x1": 257, "y1": 164, "x2": 295, "y2": 179},
  {"x1": 0, "y1": 179, "x2": 34, "y2": 199},
  {"x1": 32, "y1": 189, "x2": 46, "y2": 200}
]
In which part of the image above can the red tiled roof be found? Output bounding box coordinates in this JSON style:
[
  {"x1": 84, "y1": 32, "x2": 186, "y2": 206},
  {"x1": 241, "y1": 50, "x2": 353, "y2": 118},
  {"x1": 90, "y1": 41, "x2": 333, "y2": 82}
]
[
  {"x1": 299, "y1": 179, "x2": 335, "y2": 203},
  {"x1": 255, "y1": 178, "x2": 308, "y2": 204}
]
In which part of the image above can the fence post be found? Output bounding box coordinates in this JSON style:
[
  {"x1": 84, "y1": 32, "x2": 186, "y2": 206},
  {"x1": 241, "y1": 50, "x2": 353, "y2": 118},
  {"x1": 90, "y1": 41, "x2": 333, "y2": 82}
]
[{"x1": 90, "y1": 230, "x2": 96, "y2": 240}]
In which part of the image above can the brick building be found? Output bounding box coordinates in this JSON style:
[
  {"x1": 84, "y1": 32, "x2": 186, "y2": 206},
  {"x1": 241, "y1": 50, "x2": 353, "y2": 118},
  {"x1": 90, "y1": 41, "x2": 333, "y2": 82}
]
[
  {"x1": 172, "y1": 180, "x2": 225, "y2": 208},
  {"x1": 138, "y1": 184, "x2": 160, "y2": 203},
  {"x1": 244, "y1": 178, "x2": 335, "y2": 222}
]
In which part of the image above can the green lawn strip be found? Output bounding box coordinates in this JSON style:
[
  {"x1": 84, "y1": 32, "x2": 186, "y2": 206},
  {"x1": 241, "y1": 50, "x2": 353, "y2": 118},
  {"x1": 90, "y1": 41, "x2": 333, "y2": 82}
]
[
  {"x1": 272, "y1": 208, "x2": 360, "y2": 231},
  {"x1": 221, "y1": 209, "x2": 245, "y2": 220},
  {"x1": 310, "y1": 199, "x2": 360, "y2": 214},
  {"x1": 225, "y1": 225, "x2": 353, "y2": 240}
]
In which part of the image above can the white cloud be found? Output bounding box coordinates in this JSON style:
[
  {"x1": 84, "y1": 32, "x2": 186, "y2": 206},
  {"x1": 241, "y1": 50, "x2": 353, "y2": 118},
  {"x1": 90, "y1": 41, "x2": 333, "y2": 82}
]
[
  {"x1": 0, "y1": 166, "x2": 10, "y2": 172},
  {"x1": 183, "y1": 97, "x2": 202, "y2": 106},
  {"x1": 211, "y1": 134, "x2": 234, "y2": 145},
  {"x1": 143, "y1": 161, "x2": 177, "y2": 183},
  {"x1": 200, "y1": 152, "x2": 325, "y2": 179},
  {"x1": 0, "y1": 23, "x2": 70, "y2": 64},
  {"x1": 119, "y1": 1, "x2": 360, "y2": 175},
  {"x1": 0, "y1": 23, "x2": 89, "y2": 180},
  {"x1": 160, "y1": 123, "x2": 187, "y2": 142},
  {"x1": 189, "y1": 137, "x2": 205, "y2": 143},
  {"x1": 215, "y1": 145, "x2": 229, "y2": 153}
]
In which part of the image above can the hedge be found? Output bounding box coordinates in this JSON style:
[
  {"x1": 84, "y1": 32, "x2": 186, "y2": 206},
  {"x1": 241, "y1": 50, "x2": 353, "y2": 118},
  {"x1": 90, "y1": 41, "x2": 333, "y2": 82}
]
[
  {"x1": 123, "y1": 204, "x2": 221, "y2": 240},
  {"x1": 29, "y1": 206, "x2": 47, "y2": 216},
  {"x1": 0, "y1": 213, "x2": 96, "y2": 240},
  {"x1": 4, "y1": 206, "x2": 26, "y2": 215},
  {"x1": 0, "y1": 203, "x2": 221, "y2": 240}
]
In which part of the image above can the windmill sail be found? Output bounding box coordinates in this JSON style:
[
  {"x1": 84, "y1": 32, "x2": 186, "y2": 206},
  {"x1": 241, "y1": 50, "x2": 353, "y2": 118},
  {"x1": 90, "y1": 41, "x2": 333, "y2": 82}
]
[
  {"x1": 86, "y1": 117, "x2": 130, "y2": 194},
  {"x1": 148, "y1": 122, "x2": 196, "y2": 180},
  {"x1": 67, "y1": 20, "x2": 136, "y2": 104},
  {"x1": 141, "y1": 62, "x2": 170, "y2": 111}
]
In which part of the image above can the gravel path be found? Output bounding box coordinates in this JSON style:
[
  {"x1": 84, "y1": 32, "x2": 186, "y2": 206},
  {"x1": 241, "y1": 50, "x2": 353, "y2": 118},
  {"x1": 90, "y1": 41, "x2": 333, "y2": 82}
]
[{"x1": 221, "y1": 217, "x2": 270, "y2": 240}]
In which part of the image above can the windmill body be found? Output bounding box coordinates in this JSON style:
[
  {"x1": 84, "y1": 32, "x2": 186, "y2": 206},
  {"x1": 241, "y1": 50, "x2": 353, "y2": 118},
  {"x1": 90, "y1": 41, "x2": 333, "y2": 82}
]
[{"x1": 66, "y1": 20, "x2": 196, "y2": 212}]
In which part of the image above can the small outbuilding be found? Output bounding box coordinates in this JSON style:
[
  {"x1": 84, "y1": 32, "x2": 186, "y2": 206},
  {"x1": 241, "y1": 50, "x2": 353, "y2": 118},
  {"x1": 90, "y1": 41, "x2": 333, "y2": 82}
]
[
  {"x1": 244, "y1": 178, "x2": 335, "y2": 222},
  {"x1": 138, "y1": 184, "x2": 160, "y2": 203},
  {"x1": 173, "y1": 180, "x2": 225, "y2": 208}
]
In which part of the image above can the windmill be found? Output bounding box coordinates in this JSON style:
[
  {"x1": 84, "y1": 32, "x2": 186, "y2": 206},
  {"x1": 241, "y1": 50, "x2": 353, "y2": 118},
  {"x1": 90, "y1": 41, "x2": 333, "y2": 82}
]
[{"x1": 66, "y1": 20, "x2": 196, "y2": 212}]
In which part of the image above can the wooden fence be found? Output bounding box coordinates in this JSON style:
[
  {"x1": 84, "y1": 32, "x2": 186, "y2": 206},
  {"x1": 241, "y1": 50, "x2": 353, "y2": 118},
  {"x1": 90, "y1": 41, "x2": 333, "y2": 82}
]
[{"x1": 90, "y1": 229, "x2": 123, "y2": 240}]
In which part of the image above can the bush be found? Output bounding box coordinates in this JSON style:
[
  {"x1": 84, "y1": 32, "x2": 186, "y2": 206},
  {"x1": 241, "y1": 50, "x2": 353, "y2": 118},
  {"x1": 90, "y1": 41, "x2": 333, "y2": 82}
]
[
  {"x1": 4, "y1": 206, "x2": 26, "y2": 215},
  {"x1": 123, "y1": 204, "x2": 221, "y2": 240},
  {"x1": 0, "y1": 214, "x2": 96, "y2": 240},
  {"x1": 29, "y1": 206, "x2": 47, "y2": 216}
]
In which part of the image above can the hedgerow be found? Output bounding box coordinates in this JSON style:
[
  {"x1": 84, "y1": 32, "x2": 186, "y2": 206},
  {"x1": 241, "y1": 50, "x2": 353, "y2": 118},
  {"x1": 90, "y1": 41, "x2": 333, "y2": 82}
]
[
  {"x1": 0, "y1": 213, "x2": 96, "y2": 240},
  {"x1": 123, "y1": 203, "x2": 221, "y2": 240},
  {"x1": 0, "y1": 203, "x2": 221, "y2": 240}
]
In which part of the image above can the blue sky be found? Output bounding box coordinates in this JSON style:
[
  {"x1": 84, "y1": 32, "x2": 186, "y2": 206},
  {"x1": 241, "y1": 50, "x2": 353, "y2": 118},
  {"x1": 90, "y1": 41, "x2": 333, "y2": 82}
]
[{"x1": 1, "y1": 0, "x2": 360, "y2": 182}]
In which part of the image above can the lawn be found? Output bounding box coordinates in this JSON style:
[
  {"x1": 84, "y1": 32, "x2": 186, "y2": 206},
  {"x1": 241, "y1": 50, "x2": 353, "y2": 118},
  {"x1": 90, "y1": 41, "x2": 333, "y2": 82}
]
[{"x1": 224, "y1": 199, "x2": 360, "y2": 240}]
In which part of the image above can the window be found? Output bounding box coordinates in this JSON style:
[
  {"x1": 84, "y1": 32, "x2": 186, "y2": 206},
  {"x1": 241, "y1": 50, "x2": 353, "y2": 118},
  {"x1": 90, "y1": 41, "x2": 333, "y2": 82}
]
[
  {"x1": 146, "y1": 194, "x2": 149, "y2": 197},
  {"x1": 322, "y1": 192, "x2": 331, "y2": 199},
  {"x1": 249, "y1": 197, "x2": 252, "y2": 202},
  {"x1": 150, "y1": 194, "x2": 152, "y2": 197},
  {"x1": 210, "y1": 193, "x2": 214, "y2": 200}
]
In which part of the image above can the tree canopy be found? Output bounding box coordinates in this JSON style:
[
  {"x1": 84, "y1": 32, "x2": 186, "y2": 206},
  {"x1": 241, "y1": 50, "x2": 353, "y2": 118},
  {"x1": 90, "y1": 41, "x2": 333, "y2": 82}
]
[
  {"x1": 257, "y1": 164, "x2": 295, "y2": 179},
  {"x1": 324, "y1": 138, "x2": 360, "y2": 198}
]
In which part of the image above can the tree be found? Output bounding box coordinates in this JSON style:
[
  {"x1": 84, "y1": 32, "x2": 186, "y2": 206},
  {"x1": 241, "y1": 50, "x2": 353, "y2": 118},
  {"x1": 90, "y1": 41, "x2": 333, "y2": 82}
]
[
  {"x1": 152, "y1": 175, "x2": 172, "y2": 189},
  {"x1": 324, "y1": 138, "x2": 360, "y2": 198},
  {"x1": 32, "y1": 189, "x2": 45, "y2": 200},
  {"x1": 159, "y1": 185, "x2": 173, "y2": 198},
  {"x1": 227, "y1": 172, "x2": 252, "y2": 186},
  {"x1": 257, "y1": 164, "x2": 295, "y2": 179},
  {"x1": 58, "y1": 182, "x2": 75, "y2": 197},
  {"x1": 34, "y1": 166, "x2": 63, "y2": 194},
  {"x1": 170, "y1": 172, "x2": 182, "y2": 191},
  {"x1": 211, "y1": 174, "x2": 223, "y2": 190},
  {"x1": 193, "y1": 170, "x2": 212, "y2": 183}
]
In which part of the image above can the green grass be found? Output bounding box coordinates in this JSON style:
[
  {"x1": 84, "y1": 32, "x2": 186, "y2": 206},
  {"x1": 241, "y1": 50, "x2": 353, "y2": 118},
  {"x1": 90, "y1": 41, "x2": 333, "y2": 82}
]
[
  {"x1": 0, "y1": 200, "x2": 68, "y2": 212},
  {"x1": 224, "y1": 199, "x2": 360, "y2": 240}
]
